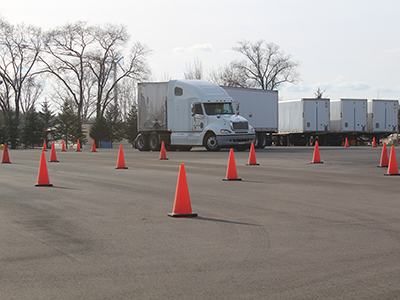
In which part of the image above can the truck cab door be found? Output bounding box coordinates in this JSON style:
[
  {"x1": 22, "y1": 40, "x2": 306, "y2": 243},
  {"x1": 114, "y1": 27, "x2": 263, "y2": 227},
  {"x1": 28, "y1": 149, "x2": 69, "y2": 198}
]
[{"x1": 191, "y1": 102, "x2": 204, "y2": 132}]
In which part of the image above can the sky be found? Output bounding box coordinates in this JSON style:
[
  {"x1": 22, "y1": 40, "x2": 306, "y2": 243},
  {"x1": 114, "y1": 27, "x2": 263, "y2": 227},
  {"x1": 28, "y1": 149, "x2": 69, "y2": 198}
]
[{"x1": 2, "y1": 0, "x2": 400, "y2": 100}]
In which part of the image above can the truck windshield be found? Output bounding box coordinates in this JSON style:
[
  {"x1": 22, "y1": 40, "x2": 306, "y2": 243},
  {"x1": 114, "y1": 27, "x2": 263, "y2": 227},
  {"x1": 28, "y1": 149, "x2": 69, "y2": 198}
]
[{"x1": 203, "y1": 103, "x2": 234, "y2": 115}]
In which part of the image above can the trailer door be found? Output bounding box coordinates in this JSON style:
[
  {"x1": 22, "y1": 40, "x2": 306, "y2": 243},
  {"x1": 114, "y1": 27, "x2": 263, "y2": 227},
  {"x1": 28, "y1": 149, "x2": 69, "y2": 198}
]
[
  {"x1": 372, "y1": 101, "x2": 398, "y2": 132},
  {"x1": 354, "y1": 100, "x2": 367, "y2": 132},
  {"x1": 304, "y1": 100, "x2": 317, "y2": 131},
  {"x1": 304, "y1": 100, "x2": 329, "y2": 132}
]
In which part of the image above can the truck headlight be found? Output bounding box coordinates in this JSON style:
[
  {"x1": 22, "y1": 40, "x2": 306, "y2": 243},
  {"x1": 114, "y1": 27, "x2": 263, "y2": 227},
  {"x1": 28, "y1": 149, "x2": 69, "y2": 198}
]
[{"x1": 220, "y1": 129, "x2": 232, "y2": 134}]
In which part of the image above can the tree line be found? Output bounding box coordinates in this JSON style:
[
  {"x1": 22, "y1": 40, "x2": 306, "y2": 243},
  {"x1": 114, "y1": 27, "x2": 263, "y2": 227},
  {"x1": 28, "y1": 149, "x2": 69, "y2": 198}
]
[
  {"x1": 0, "y1": 19, "x2": 149, "y2": 148},
  {"x1": 0, "y1": 18, "x2": 301, "y2": 149}
]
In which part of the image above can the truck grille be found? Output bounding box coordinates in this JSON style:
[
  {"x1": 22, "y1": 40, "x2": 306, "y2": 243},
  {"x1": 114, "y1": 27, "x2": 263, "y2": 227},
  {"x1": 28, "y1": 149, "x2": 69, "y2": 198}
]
[{"x1": 232, "y1": 121, "x2": 248, "y2": 132}]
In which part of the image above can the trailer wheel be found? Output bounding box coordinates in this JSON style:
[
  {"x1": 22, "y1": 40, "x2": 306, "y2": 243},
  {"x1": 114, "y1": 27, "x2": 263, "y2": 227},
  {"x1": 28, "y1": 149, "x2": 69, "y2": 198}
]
[
  {"x1": 280, "y1": 136, "x2": 287, "y2": 146},
  {"x1": 137, "y1": 133, "x2": 150, "y2": 151},
  {"x1": 265, "y1": 135, "x2": 272, "y2": 146},
  {"x1": 204, "y1": 133, "x2": 221, "y2": 151},
  {"x1": 148, "y1": 133, "x2": 161, "y2": 151},
  {"x1": 258, "y1": 133, "x2": 267, "y2": 149}
]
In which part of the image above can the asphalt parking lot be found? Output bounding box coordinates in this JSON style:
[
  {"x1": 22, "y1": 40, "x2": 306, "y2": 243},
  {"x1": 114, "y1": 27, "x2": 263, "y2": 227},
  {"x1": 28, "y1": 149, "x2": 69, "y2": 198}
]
[{"x1": 1, "y1": 145, "x2": 400, "y2": 299}]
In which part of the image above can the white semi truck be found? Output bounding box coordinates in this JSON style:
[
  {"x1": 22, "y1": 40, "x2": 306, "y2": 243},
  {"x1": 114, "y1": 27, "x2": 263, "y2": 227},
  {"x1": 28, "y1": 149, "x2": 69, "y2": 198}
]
[
  {"x1": 222, "y1": 87, "x2": 278, "y2": 148},
  {"x1": 135, "y1": 80, "x2": 255, "y2": 151}
]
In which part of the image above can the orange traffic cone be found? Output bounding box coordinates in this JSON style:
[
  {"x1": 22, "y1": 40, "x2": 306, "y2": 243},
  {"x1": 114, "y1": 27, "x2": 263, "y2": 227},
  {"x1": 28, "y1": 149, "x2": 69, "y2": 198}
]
[
  {"x1": 76, "y1": 140, "x2": 81, "y2": 152},
  {"x1": 91, "y1": 140, "x2": 97, "y2": 152},
  {"x1": 223, "y1": 148, "x2": 242, "y2": 181},
  {"x1": 378, "y1": 142, "x2": 388, "y2": 167},
  {"x1": 49, "y1": 142, "x2": 59, "y2": 162},
  {"x1": 384, "y1": 146, "x2": 400, "y2": 176},
  {"x1": 372, "y1": 137, "x2": 377, "y2": 147},
  {"x1": 115, "y1": 144, "x2": 128, "y2": 169},
  {"x1": 168, "y1": 163, "x2": 197, "y2": 217},
  {"x1": 61, "y1": 140, "x2": 66, "y2": 151},
  {"x1": 344, "y1": 137, "x2": 349, "y2": 147},
  {"x1": 246, "y1": 142, "x2": 259, "y2": 165},
  {"x1": 2, "y1": 143, "x2": 11, "y2": 163},
  {"x1": 159, "y1": 141, "x2": 168, "y2": 160},
  {"x1": 35, "y1": 151, "x2": 53, "y2": 187},
  {"x1": 43, "y1": 140, "x2": 47, "y2": 151},
  {"x1": 311, "y1": 141, "x2": 323, "y2": 163}
]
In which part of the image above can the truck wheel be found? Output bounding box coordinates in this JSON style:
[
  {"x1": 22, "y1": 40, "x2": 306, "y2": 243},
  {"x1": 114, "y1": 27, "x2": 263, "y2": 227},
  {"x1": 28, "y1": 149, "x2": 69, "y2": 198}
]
[
  {"x1": 148, "y1": 133, "x2": 161, "y2": 151},
  {"x1": 254, "y1": 134, "x2": 259, "y2": 148},
  {"x1": 280, "y1": 136, "x2": 287, "y2": 146},
  {"x1": 204, "y1": 133, "x2": 221, "y2": 151},
  {"x1": 137, "y1": 134, "x2": 150, "y2": 151},
  {"x1": 265, "y1": 136, "x2": 272, "y2": 146},
  {"x1": 258, "y1": 133, "x2": 267, "y2": 149}
]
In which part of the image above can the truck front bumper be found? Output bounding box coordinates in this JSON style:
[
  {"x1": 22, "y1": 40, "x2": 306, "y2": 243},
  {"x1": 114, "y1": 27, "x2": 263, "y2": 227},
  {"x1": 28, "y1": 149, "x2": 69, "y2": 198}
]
[{"x1": 216, "y1": 133, "x2": 255, "y2": 147}]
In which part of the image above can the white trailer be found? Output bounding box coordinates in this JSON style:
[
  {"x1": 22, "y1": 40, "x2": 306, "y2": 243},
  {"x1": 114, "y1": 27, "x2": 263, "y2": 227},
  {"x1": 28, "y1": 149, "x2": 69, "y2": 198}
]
[
  {"x1": 367, "y1": 99, "x2": 398, "y2": 133},
  {"x1": 277, "y1": 98, "x2": 330, "y2": 145},
  {"x1": 330, "y1": 99, "x2": 368, "y2": 133},
  {"x1": 135, "y1": 80, "x2": 255, "y2": 151},
  {"x1": 325, "y1": 98, "x2": 369, "y2": 145},
  {"x1": 221, "y1": 87, "x2": 278, "y2": 148}
]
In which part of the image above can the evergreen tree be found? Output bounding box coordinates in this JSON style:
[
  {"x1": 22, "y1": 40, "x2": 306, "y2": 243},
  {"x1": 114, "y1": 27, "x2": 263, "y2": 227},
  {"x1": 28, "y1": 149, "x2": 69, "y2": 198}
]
[
  {"x1": 2, "y1": 110, "x2": 19, "y2": 148},
  {"x1": 39, "y1": 100, "x2": 54, "y2": 143},
  {"x1": 89, "y1": 117, "x2": 109, "y2": 148},
  {"x1": 124, "y1": 104, "x2": 138, "y2": 145},
  {"x1": 21, "y1": 107, "x2": 42, "y2": 148},
  {"x1": 52, "y1": 101, "x2": 85, "y2": 147},
  {"x1": 104, "y1": 103, "x2": 124, "y2": 148},
  {"x1": 0, "y1": 116, "x2": 6, "y2": 144}
]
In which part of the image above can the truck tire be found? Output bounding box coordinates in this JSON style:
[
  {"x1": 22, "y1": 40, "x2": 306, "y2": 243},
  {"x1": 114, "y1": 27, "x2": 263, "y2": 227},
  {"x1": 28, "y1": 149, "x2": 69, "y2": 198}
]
[
  {"x1": 148, "y1": 133, "x2": 161, "y2": 151},
  {"x1": 280, "y1": 136, "x2": 287, "y2": 146},
  {"x1": 204, "y1": 133, "x2": 221, "y2": 151},
  {"x1": 137, "y1": 133, "x2": 150, "y2": 151},
  {"x1": 258, "y1": 133, "x2": 267, "y2": 149},
  {"x1": 265, "y1": 135, "x2": 272, "y2": 146}
]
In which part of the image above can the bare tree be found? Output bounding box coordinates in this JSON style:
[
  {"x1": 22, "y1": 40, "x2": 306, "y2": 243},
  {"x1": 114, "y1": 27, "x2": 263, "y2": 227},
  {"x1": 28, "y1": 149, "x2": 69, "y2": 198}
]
[
  {"x1": 159, "y1": 72, "x2": 173, "y2": 82},
  {"x1": 208, "y1": 62, "x2": 249, "y2": 87},
  {"x1": 314, "y1": 87, "x2": 326, "y2": 99},
  {"x1": 41, "y1": 21, "x2": 97, "y2": 122},
  {"x1": 184, "y1": 58, "x2": 203, "y2": 79},
  {"x1": 41, "y1": 22, "x2": 150, "y2": 123},
  {"x1": 20, "y1": 77, "x2": 44, "y2": 114},
  {"x1": 87, "y1": 24, "x2": 151, "y2": 120},
  {"x1": 232, "y1": 40, "x2": 300, "y2": 90},
  {"x1": 117, "y1": 77, "x2": 137, "y2": 122},
  {"x1": 0, "y1": 18, "x2": 42, "y2": 148}
]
